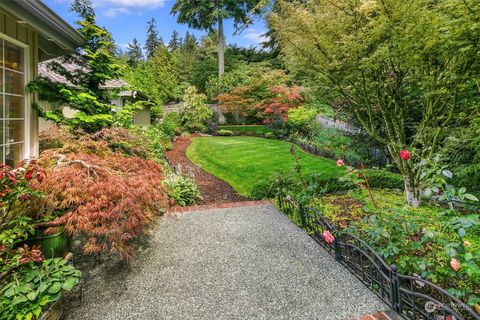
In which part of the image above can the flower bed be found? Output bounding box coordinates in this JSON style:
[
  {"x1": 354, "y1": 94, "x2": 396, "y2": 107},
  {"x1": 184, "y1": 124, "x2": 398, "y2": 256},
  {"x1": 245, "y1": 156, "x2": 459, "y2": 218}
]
[{"x1": 276, "y1": 194, "x2": 480, "y2": 320}]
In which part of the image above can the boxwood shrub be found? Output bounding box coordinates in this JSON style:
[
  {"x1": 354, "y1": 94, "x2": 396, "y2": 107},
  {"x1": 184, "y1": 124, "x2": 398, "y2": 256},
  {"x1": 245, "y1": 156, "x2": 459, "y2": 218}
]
[
  {"x1": 364, "y1": 169, "x2": 404, "y2": 190},
  {"x1": 217, "y1": 129, "x2": 234, "y2": 136}
]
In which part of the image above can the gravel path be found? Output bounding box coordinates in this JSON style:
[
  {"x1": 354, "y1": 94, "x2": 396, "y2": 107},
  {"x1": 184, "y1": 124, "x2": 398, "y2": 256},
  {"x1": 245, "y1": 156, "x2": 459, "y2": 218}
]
[{"x1": 65, "y1": 204, "x2": 387, "y2": 320}]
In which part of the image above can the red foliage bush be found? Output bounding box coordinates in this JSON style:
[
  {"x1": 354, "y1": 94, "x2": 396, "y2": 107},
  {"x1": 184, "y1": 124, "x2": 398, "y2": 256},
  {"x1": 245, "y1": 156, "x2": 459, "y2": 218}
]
[
  {"x1": 37, "y1": 128, "x2": 168, "y2": 259},
  {"x1": 257, "y1": 85, "x2": 305, "y2": 123}
]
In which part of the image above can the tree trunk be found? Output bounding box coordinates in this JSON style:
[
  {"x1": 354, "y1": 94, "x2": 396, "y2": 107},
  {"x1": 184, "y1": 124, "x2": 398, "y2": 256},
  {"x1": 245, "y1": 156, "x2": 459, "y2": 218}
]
[
  {"x1": 218, "y1": 16, "x2": 225, "y2": 78},
  {"x1": 404, "y1": 177, "x2": 421, "y2": 208}
]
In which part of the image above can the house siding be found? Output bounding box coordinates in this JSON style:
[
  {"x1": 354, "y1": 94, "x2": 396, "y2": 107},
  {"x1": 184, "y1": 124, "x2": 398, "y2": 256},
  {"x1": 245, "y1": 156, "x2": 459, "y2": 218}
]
[{"x1": 0, "y1": 9, "x2": 40, "y2": 159}]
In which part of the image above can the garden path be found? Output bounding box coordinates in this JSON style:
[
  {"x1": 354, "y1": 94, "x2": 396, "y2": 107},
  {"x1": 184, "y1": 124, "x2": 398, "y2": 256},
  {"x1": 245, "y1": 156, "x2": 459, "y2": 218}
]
[{"x1": 65, "y1": 203, "x2": 387, "y2": 320}]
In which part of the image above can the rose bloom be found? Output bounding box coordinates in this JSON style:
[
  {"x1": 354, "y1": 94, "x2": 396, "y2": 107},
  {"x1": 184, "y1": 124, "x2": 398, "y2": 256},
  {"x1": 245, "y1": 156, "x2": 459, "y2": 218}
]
[
  {"x1": 400, "y1": 150, "x2": 411, "y2": 160},
  {"x1": 336, "y1": 159, "x2": 344, "y2": 167},
  {"x1": 450, "y1": 258, "x2": 461, "y2": 272},
  {"x1": 322, "y1": 230, "x2": 335, "y2": 244},
  {"x1": 464, "y1": 240, "x2": 472, "y2": 247}
]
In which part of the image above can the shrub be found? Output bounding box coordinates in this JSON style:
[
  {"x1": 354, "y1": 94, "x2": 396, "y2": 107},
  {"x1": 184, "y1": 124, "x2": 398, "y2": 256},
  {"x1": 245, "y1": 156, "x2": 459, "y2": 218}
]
[
  {"x1": 145, "y1": 124, "x2": 176, "y2": 161},
  {"x1": 92, "y1": 127, "x2": 152, "y2": 159},
  {"x1": 265, "y1": 132, "x2": 274, "y2": 139},
  {"x1": 37, "y1": 133, "x2": 169, "y2": 259},
  {"x1": 364, "y1": 169, "x2": 404, "y2": 190},
  {"x1": 219, "y1": 125, "x2": 273, "y2": 136},
  {"x1": 0, "y1": 161, "x2": 46, "y2": 247},
  {"x1": 164, "y1": 173, "x2": 202, "y2": 206},
  {"x1": 162, "y1": 112, "x2": 182, "y2": 137},
  {"x1": 286, "y1": 106, "x2": 318, "y2": 137},
  {"x1": 181, "y1": 86, "x2": 213, "y2": 133},
  {"x1": 39, "y1": 126, "x2": 76, "y2": 152},
  {"x1": 217, "y1": 129, "x2": 234, "y2": 136}
]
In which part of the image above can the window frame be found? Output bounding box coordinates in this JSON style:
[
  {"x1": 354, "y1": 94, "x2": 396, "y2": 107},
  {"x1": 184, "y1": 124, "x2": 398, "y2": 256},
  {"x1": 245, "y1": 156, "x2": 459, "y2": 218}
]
[{"x1": 0, "y1": 32, "x2": 31, "y2": 166}]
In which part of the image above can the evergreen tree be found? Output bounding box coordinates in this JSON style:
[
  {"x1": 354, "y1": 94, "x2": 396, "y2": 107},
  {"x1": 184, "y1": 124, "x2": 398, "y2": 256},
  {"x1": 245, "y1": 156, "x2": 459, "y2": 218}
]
[
  {"x1": 69, "y1": 0, "x2": 94, "y2": 19},
  {"x1": 126, "y1": 38, "x2": 144, "y2": 67},
  {"x1": 144, "y1": 17, "x2": 161, "y2": 59},
  {"x1": 183, "y1": 31, "x2": 198, "y2": 52},
  {"x1": 168, "y1": 30, "x2": 182, "y2": 51},
  {"x1": 172, "y1": 0, "x2": 263, "y2": 78},
  {"x1": 28, "y1": 0, "x2": 121, "y2": 132}
]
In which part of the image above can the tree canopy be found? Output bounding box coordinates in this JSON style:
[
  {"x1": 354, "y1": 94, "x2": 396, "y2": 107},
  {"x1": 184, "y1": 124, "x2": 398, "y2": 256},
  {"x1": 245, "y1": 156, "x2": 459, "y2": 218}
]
[{"x1": 269, "y1": 0, "x2": 480, "y2": 206}]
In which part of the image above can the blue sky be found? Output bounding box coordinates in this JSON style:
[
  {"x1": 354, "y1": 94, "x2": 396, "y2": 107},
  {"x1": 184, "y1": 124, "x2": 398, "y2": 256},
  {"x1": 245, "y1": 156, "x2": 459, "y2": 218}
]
[{"x1": 43, "y1": 0, "x2": 269, "y2": 52}]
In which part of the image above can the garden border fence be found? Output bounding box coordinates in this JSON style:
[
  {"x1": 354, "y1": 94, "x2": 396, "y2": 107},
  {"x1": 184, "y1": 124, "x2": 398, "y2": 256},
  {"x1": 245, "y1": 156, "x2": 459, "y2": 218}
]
[
  {"x1": 286, "y1": 136, "x2": 391, "y2": 168},
  {"x1": 276, "y1": 193, "x2": 480, "y2": 320}
]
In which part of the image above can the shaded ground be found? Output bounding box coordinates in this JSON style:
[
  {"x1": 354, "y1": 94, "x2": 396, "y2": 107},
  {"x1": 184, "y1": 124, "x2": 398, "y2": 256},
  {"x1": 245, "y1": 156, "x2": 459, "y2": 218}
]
[
  {"x1": 166, "y1": 135, "x2": 247, "y2": 204},
  {"x1": 65, "y1": 204, "x2": 387, "y2": 320}
]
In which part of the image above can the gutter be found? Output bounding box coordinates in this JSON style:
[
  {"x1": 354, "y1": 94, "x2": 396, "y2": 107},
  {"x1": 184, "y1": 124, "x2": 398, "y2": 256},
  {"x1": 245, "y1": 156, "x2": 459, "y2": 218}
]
[{"x1": 0, "y1": 0, "x2": 85, "y2": 50}]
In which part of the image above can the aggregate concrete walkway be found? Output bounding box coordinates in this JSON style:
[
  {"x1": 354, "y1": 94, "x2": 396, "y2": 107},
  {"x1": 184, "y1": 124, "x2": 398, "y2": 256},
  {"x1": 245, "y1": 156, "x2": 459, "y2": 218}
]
[{"x1": 66, "y1": 204, "x2": 387, "y2": 320}]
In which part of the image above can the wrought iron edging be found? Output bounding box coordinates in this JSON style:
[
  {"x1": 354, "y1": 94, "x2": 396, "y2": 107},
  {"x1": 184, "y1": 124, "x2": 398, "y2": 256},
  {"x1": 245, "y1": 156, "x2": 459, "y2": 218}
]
[{"x1": 275, "y1": 193, "x2": 480, "y2": 320}]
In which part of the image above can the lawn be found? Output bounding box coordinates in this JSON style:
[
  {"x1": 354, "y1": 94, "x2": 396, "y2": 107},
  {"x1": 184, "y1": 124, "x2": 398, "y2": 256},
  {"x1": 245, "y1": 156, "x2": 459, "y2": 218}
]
[{"x1": 186, "y1": 136, "x2": 344, "y2": 196}]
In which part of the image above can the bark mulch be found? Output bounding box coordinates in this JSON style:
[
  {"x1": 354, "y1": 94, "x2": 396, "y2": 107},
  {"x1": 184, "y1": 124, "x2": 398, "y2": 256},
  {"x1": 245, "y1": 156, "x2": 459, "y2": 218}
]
[{"x1": 165, "y1": 134, "x2": 247, "y2": 205}]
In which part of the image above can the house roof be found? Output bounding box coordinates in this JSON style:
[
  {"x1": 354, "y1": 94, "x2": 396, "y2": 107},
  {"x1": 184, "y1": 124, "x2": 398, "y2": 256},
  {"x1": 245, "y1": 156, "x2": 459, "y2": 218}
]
[
  {"x1": 38, "y1": 58, "x2": 154, "y2": 103},
  {"x1": 38, "y1": 58, "x2": 129, "y2": 89},
  {"x1": 0, "y1": 0, "x2": 85, "y2": 61}
]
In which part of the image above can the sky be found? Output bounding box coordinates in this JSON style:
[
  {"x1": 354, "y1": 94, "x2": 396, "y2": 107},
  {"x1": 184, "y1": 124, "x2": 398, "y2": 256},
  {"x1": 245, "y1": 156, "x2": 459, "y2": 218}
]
[{"x1": 43, "y1": 0, "x2": 269, "y2": 52}]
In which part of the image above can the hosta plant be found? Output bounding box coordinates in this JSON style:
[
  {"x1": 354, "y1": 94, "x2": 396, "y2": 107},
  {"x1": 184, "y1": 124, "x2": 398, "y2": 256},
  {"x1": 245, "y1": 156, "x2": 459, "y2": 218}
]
[
  {"x1": 1, "y1": 246, "x2": 81, "y2": 320},
  {"x1": 164, "y1": 172, "x2": 202, "y2": 207}
]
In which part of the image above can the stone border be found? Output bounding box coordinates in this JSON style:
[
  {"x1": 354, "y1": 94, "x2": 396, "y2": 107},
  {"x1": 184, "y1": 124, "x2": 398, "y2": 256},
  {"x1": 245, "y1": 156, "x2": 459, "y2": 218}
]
[{"x1": 167, "y1": 200, "x2": 272, "y2": 214}]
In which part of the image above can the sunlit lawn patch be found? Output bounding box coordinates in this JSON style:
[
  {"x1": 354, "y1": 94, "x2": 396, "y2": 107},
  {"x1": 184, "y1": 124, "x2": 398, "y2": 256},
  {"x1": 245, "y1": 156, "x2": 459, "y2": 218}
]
[{"x1": 186, "y1": 136, "x2": 344, "y2": 196}]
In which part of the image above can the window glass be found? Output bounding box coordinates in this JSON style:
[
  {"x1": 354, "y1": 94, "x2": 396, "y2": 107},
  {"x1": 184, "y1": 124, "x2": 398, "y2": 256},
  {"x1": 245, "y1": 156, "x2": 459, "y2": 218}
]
[
  {"x1": 4, "y1": 143, "x2": 23, "y2": 167},
  {"x1": 4, "y1": 70, "x2": 23, "y2": 95},
  {"x1": 5, "y1": 95, "x2": 23, "y2": 118},
  {"x1": 0, "y1": 38, "x2": 25, "y2": 165},
  {"x1": 5, "y1": 120, "x2": 24, "y2": 144},
  {"x1": 4, "y1": 41, "x2": 23, "y2": 71},
  {"x1": 0, "y1": 39, "x2": 3, "y2": 67}
]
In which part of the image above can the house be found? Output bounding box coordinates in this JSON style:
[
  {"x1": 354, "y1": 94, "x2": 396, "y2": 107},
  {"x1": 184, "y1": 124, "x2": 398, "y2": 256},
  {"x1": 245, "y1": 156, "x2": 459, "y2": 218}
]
[
  {"x1": 0, "y1": 0, "x2": 84, "y2": 166},
  {"x1": 37, "y1": 58, "x2": 153, "y2": 130}
]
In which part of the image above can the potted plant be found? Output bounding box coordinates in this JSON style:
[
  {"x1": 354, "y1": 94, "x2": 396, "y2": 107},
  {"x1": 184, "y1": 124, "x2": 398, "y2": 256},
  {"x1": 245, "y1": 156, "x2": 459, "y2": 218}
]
[{"x1": 0, "y1": 161, "x2": 69, "y2": 258}]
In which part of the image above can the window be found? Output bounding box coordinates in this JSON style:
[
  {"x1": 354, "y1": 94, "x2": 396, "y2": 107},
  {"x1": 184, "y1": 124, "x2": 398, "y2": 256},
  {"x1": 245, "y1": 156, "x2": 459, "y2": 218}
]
[{"x1": 0, "y1": 37, "x2": 25, "y2": 167}]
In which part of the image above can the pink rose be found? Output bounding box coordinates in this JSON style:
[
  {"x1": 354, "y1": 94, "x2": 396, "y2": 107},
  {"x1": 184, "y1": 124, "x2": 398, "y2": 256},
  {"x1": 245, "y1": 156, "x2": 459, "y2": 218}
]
[
  {"x1": 400, "y1": 150, "x2": 411, "y2": 160},
  {"x1": 336, "y1": 159, "x2": 344, "y2": 167},
  {"x1": 322, "y1": 230, "x2": 335, "y2": 244},
  {"x1": 450, "y1": 258, "x2": 460, "y2": 272}
]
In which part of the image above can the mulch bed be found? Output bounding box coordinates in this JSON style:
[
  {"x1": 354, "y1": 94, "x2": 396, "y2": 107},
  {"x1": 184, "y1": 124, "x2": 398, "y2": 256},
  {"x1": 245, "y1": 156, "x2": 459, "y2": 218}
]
[{"x1": 165, "y1": 134, "x2": 247, "y2": 205}]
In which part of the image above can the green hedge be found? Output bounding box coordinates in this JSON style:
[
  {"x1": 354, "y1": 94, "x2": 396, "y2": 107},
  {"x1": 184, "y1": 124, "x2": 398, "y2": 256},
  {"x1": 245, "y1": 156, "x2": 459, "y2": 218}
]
[
  {"x1": 218, "y1": 125, "x2": 272, "y2": 136},
  {"x1": 217, "y1": 129, "x2": 234, "y2": 136},
  {"x1": 250, "y1": 169, "x2": 404, "y2": 200},
  {"x1": 364, "y1": 169, "x2": 404, "y2": 190}
]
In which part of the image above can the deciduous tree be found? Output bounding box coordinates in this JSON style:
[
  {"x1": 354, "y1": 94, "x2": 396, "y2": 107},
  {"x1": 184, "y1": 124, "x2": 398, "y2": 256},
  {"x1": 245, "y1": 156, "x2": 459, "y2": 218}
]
[{"x1": 270, "y1": 0, "x2": 480, "y2": 207}]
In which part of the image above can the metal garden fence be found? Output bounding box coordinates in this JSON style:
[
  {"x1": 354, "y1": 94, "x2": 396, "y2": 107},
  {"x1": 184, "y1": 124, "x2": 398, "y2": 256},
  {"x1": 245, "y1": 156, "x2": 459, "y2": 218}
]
[{"x1": 276, "y1": 193, "x2": 480, "y2": 320}]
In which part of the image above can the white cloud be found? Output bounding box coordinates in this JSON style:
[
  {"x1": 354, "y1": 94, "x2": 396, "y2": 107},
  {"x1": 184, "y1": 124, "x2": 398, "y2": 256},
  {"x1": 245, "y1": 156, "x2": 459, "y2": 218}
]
[
  {"x1": 243, "y1": 29, "x2": 269, "y2": 45},
  {"x1": 59, "y1": 0, "x2": 169, "y2": 17},
  {"x1": 93, "y1": 0, "x2": 168, "y2": 8},
  {"x1": 104, "y1": 7, "x2": 130, "y2": 18}
]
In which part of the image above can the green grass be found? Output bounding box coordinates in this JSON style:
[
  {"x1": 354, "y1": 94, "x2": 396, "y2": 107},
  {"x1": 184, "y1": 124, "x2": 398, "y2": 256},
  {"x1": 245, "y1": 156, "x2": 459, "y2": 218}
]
[
  {"x1": 186, "y1": 136, "x2": 344, "y2": 196},
  {"x1": 218, "y1": 125, "x2": 272, "y2": 135}
]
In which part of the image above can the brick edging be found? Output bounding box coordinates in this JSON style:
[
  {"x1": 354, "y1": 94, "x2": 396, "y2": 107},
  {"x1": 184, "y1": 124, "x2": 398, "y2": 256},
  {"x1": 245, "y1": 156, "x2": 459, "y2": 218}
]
[
  {"x1": 166, "y1": 200, "x2": 272, "y2": 213},
  {"x1": 352, "y1": 310, "x2": 401, "y2": 320}
]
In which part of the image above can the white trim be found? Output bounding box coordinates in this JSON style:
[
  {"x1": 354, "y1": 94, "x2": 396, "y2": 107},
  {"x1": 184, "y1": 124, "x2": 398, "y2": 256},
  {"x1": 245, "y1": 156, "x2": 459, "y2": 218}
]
[{"x1": 0, "y1": 32, "x2": 30, "y2": 164}]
